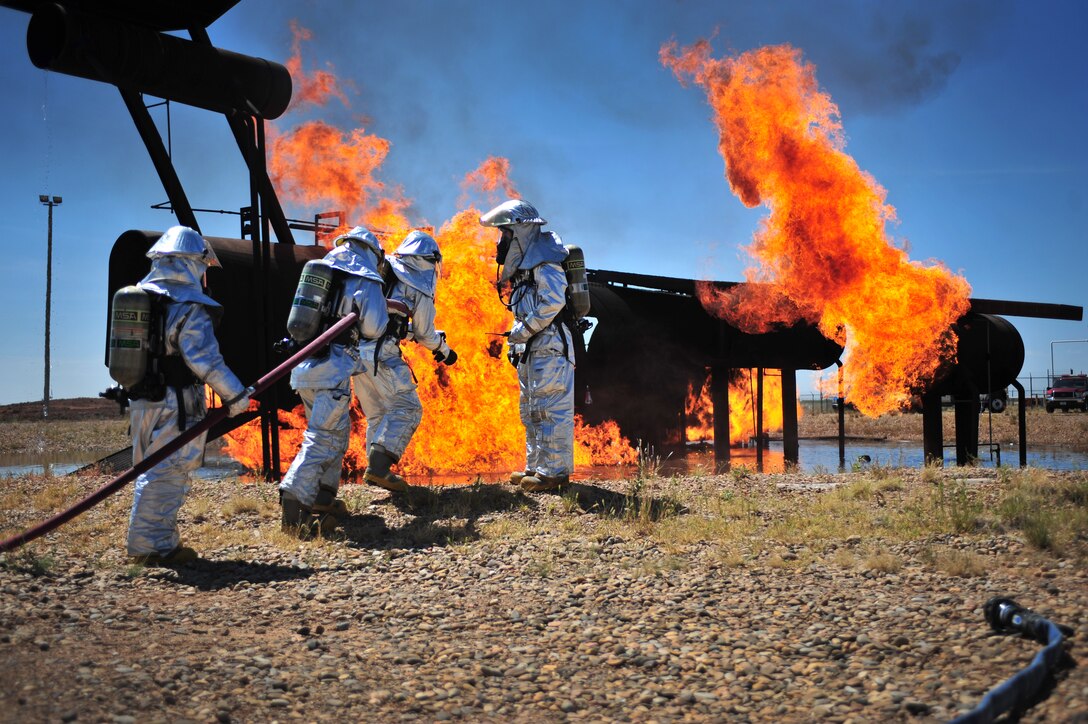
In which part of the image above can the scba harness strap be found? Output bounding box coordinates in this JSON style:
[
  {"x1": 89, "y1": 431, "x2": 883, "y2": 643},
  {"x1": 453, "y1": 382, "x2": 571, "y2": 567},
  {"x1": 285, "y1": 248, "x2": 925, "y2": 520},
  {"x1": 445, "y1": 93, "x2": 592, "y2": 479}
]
[
  {"x1": 510, "y1": 271, "x2": 574, "y2": 366},
  {"x1": 125, "y1": 294, "x2": 200, "y2": 430},
  {"x1": 371, "y1": 298, "x2": 417, "y2": 382}
]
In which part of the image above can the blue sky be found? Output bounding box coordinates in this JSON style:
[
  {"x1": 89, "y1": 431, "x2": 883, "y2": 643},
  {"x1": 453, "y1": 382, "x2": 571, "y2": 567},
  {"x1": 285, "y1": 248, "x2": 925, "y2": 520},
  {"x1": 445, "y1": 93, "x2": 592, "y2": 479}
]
[{"x1": 1, "y1": 0, "x2": 1085, "y2": 407}]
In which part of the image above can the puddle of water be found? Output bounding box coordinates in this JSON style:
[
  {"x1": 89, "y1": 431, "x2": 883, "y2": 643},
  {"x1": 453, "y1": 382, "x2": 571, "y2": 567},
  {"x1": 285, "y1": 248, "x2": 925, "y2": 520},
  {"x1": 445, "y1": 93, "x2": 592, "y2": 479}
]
[
  {"x1": 2, "y1": 439, "x2": 1084, "y2": 481},
  {"x1": 0, "y1": 448, "x2": 245, "y2": 480}
]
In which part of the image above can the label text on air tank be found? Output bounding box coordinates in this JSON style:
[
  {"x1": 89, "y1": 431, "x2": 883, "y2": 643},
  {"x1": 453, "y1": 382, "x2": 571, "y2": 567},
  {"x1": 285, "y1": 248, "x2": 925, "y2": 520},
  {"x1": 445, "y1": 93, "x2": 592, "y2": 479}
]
[{"x1": 301, "y1": 274, "x2": 332, "y2": 289}]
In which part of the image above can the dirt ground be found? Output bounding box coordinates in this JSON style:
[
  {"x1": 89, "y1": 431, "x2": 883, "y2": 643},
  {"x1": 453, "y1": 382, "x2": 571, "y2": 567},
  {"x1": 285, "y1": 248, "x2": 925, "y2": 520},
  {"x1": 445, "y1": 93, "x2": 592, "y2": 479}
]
[{"x1": 1, "y1": 403, "x2": 1086, "y2": 723}]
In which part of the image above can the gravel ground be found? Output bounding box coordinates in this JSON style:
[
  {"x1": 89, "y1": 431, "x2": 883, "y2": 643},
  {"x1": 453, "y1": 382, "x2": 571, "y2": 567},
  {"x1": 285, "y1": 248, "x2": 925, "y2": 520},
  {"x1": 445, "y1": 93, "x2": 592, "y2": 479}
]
[{"x1": 1, "y1": 468, "x2": 1086, "y2": 723}]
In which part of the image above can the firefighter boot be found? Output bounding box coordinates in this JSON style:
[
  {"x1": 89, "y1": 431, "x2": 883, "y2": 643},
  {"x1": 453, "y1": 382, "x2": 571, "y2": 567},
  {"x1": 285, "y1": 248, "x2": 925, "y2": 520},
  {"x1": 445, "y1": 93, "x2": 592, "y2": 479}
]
[
  {"x1": 520, "y1": 473, "x2": 570, "y2": 493},
  {"x1": 364, "y1": 447, "x2": 410, "y2": 493},
  {"x1": 509, "y1": 470, "x2": 532, "y2": 486},
  {"x1": 130, "y1": 545, "x2": 199, "y2": 567},
  {"x1": 311, "y1": 486, "x2": 347, "y2": 535},
  {"x1": 280, "y1": 492, "x2": 318, "y2": 540}
]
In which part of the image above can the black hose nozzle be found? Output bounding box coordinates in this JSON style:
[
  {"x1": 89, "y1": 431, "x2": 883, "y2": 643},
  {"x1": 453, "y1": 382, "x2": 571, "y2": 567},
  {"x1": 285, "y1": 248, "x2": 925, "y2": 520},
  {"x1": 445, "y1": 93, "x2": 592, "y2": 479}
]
[
  {"x1": 99, "y1": 385, "x2": 130, "y2": 415},
  {"x1": 984, "y1": 597, "x2": 1073, "y2": 643},
  {"x1": 273, "y1": 336, "x2": 299, "y2": 355}
]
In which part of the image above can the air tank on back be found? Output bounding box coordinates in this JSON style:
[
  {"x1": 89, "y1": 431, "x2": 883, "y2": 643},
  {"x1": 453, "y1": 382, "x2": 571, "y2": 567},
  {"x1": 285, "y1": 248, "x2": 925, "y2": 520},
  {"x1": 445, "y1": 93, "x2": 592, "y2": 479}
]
[
  {"x1": 563, "y1": 245, "x2": 591, "y2": 319},
  {"x1": 286, "y1": 260, "x2": 338, "y2": 344},
  {"x1": 107, "y1": 285, "x2": 153, "y2": 388}
]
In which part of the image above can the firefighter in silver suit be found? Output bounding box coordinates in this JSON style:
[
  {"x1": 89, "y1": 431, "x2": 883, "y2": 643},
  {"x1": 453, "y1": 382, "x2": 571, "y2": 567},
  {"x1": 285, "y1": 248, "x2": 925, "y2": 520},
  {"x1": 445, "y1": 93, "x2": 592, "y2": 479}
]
[
  {"x1": 279, "y1": 227, "x2": 389, "y2": 536},
  {"x1": 479, "y1": 200, "x2": 574, "y2": 491},
  {"x1": 355, "y1": 230, "x2": 457, "y2": 490},
  {"x1": 127, "y1": 226, "x2": 252, "y2": 565}
]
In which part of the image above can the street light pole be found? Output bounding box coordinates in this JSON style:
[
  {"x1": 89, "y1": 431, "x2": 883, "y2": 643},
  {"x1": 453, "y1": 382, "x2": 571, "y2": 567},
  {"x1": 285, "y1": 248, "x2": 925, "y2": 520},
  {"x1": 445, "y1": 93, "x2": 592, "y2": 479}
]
[{"x1": 39, "y1": 194, "x2": 62, "y2": 419}]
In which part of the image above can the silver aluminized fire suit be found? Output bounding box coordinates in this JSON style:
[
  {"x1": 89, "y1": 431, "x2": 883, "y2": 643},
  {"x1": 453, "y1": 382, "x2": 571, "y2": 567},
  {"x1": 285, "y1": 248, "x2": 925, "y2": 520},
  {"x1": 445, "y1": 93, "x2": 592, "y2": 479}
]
[
  {"x1": 127, "y1": 226, "x2": 251, "y2": 559},
  {"x1": 278, "y1": 228, "x2": 388, "y2": 511},
  {"x1": 481, "y1": 201, "x2": 574, "y2": 482},
  {"x1": 354, "y1": 231, "x2": 454, "y2": 477}
]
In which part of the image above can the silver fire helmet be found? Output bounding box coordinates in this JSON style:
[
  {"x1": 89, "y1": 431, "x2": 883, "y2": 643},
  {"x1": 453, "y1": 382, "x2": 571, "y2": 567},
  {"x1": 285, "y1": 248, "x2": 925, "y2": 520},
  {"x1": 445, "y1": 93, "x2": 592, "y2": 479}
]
[
  {"x1": 146, "y1": 226, "x2": 221, "y2": 268},
  {"x1": 334, "y1": 225, "x2": 384, "y2": 258},
  {"x1": 394, "y1": 230, "x2": 442, "y2": 263},
  {"x1": 479, "y1": 199, "x2": 546, "y2": 227}
]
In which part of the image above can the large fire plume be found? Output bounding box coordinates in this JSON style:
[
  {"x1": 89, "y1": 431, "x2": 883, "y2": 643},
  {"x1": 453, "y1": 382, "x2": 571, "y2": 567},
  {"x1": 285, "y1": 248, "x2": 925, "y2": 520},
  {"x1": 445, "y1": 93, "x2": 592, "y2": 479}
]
[
  {"x1": 661, "y1": 41, "x2": 972, "y2": 417},
  {"x1": 224, "y1": 25, "x2": 637, "y2": 480}
]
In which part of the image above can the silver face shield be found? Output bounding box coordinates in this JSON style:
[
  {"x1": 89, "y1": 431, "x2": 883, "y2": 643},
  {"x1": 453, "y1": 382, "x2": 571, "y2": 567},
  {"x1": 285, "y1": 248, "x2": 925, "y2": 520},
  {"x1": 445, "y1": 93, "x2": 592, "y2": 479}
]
[
  {"x1": 145, "y1": 255, "x2": 209, "y2": 289},
  {"x1": 390, "y1": 254, "x2": 439, "y2": 297},
  {"x1": 479, "y1": 199, "x2": 546, "y2": 227}
]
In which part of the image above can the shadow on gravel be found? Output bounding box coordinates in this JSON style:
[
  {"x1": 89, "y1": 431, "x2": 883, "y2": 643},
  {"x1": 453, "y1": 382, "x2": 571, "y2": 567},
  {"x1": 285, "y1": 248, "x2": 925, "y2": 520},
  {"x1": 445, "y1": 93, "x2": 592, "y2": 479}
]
[
  {"x1": 559, "y1": 482, "x2": 687, "y2": 520},
  {"x1": 345, "y1": 482, "x2": 536, "y2": 551},
  {"x1": 146, "y1": 558, "x2": 314, "y2": 590}
]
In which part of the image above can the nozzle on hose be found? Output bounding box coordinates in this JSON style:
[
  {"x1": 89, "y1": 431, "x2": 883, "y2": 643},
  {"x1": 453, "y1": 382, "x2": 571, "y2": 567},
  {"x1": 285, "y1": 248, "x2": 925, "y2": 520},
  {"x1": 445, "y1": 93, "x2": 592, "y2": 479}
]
[
  {"x1": 984, "y1": 597, "x2": 1074, "y2": 642},
  {"x1": 99, "y1": 385, "x2": 130, "y2": 415},
  {"x1": 273, "y1": 336, "x2": 299, "y2": 355}
]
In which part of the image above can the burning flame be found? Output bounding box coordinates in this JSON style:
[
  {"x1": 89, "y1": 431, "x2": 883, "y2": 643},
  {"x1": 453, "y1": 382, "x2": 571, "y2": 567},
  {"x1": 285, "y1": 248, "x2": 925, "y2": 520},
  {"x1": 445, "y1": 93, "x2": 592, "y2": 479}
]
[
  {"x1": 684, "y1": 369, "x2": 790, "y2": 444},
  {"x1": 661, "y1": 41, "x2": 972, "y2": 417},
  {"x1": 267, "y1": 120, "x2": 410, "y2": 233},
  {"x1": 225, "y1": 26, "x2": 637, "y2": 480},
  {"x1": 459, "y1": 156, "x2": 519, "y2": 207},
  {"x1": 283, "y1": 20, "x2": 350, "y2": 111}
]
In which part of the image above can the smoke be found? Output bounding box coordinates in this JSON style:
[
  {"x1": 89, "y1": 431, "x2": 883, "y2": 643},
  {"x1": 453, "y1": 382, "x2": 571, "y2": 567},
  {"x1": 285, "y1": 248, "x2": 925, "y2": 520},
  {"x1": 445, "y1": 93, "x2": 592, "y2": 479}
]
[
  {"x1": 834, "y1": 13, "x2": 961, "y2": 113},
  {"x1": 791, "y1": 0, "x2": 1009, "y2": 115}
]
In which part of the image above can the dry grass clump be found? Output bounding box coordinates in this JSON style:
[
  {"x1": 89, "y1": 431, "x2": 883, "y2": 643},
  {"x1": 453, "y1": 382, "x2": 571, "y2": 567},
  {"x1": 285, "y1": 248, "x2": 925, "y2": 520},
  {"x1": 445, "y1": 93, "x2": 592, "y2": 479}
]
[
  {"x1": 864, "y1": 551, "x2": 903, "y2": 573},
  {"x1": 994, "y1": 468, "x2": 1088, "y2": 555},
  {"x1": 921, "y1": 545, "x2": 989, "y2": 577}
]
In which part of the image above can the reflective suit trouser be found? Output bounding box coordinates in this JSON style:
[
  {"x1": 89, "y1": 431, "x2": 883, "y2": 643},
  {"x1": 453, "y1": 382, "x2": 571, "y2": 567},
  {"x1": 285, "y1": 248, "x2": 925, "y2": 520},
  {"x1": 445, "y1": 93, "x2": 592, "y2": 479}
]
[
  {"x1": 278, "y1": 383, "x2": 352, "y2": 508},
  {"x1": 127, "y1": 386, "x2": 207, "y2": 557},
  {"x1": 518, "y1": 350, "x2": 575, "y2": 477},
  {"x1": 353, "y1": 354, "x2": 422, "y2": 460}
]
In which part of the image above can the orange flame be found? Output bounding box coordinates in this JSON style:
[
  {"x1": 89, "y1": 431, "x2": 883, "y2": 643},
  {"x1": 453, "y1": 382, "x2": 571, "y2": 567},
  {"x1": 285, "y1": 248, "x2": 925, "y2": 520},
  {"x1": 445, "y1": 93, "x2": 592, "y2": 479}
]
[
  {"x1": 284, "y1": 20, "x2": 350, "y2": 111},
  {"x1": 684, "y1": 369, "x2": 789, "y2": 444},
  {"x1": 226, "y1": 29, "x2": 636, "y2": 480},
  {"x1": 661, "y1": 41, "x2": 972, "y2": 417},
  {"x1": 268, "y1": 120, "x2": 412, "y2": 234},
  {"x1": 575, "y1": 415, "x2": 639, "y2": 467},
  {"x1": 459, "y1": 156, "x2": 520, "y2": 207}
]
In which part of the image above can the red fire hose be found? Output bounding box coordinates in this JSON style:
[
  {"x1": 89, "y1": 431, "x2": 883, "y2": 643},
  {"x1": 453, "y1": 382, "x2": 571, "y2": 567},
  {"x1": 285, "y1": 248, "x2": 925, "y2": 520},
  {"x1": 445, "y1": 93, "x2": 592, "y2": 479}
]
[{"x1": 0, "y1": 313, "x2": 359, "y2": 553}]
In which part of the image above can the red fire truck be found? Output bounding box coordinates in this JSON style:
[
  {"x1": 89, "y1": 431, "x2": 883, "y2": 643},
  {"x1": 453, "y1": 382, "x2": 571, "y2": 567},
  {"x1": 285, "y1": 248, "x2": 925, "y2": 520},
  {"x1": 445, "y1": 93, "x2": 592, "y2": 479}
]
[{"x1": 1044, "y1": 373, "x2": 1088, "y2": 413}]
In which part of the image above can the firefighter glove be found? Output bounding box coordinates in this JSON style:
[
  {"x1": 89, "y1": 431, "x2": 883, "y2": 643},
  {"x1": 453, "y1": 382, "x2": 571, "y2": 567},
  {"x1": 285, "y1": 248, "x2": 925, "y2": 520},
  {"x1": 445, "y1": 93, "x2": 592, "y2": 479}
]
[
  {"x1": 227, "y1": 387, "x2": 255, "y2": 417},
  {"x1": 434, "y1": 348, "x2": 458, "y2": 366}
]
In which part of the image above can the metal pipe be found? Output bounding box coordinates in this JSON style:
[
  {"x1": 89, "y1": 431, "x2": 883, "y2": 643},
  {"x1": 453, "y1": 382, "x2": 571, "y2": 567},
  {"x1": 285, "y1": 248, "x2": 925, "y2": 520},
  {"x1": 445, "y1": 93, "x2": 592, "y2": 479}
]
[
  {"x1": 836, "y1": 361, "x2": 845, "y2": 469},
  {"x1": 922, "y1": 390, "x2": 944, "y2": 465},
  {"x1": 1012, "y1": 380, "x2": 1027, "y2": 468},
  {"x1": 0, "y1": 312, "x2": 358, "y2": 553},
  {"x1": 755, "y1": 367, "x2": 764, "y2": 471},
  {"x1": 27, "y1": 3, "x2": 292, "y2": 119},
  {"x1": 781, "y1": 369, "x2": 798, "y2": 467}
]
